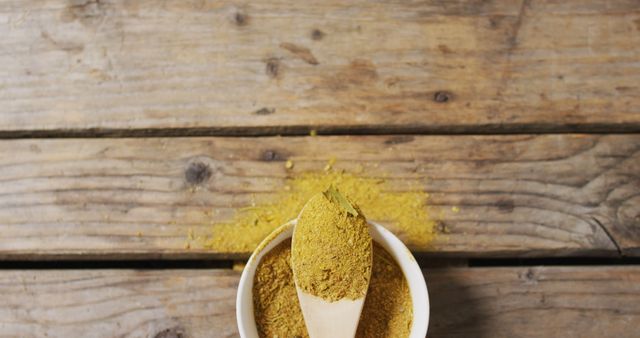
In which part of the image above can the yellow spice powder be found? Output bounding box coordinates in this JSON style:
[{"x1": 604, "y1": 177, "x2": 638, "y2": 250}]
[
  {"x1": 357, "y1": 244, "x2": 413, "y2": 338},
  {"x1": 204, "y1": 169, "x2": 435, "y2": 253},
  {"x1": 253, "y1": 240, "x2": 412, "y2": 338},
  {"x1": 253, "y1": 239, "x2": 308, "y2": 337},
  {"x1": 292, "y1": 189, "x2": 372, "y2": 301}
]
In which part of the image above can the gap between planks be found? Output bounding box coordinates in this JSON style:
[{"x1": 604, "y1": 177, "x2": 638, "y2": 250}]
[
  {"x1": 1, "y1": 124, "x2": 640, "y2": 139},
  {"x1": 4, "y1": 256, "x2": 640, "y2": 270}
]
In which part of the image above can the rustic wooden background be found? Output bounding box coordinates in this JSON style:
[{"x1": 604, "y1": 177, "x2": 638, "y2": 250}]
[{"x1": 1, "y1": 0, "x2": 639, "y2": 337}]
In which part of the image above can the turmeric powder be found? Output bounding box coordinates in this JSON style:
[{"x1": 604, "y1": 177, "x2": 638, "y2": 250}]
[
  {"x1": 291, "y1": 189, "x2": 372, "y2": 301},
  {"x1": 253, "y1": 239, "x2": 308, "y2": 338},
  {"x1": 253, "y1": 240, "x2": 412, "y2": 338},
  {"x1": 204, "y1": 169, "x2": 436, "y2": 253}
]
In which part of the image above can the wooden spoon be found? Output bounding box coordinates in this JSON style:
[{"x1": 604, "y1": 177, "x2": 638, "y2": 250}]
[
  {"x1": 291, "y1": 189, "x2": 373, "y2": 338},
  {"x1": 294, "y1": 292, "x2": 367, "y2": 338}
]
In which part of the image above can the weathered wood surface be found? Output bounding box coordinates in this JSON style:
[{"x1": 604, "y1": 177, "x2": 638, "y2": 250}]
[
  {"x1": 0, "y1": 269, "x2": 239, "y2": 338},
  {"x1": 1, "y1": 134, "x2": 638, "y2": 259},
  {"x1": 427, "y1": 266, "x2": 640, "y2": 337},
  {"x1": 1, "y1": 266, "x2": 639, "y2": 337},
  {"x1": 1, "y1": 0, "x2": 640, "y2": 136}
]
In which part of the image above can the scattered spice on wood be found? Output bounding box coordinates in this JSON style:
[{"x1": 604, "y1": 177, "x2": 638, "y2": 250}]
[
  {"x1": 232, "y1": 261, "x2": 246, "y2": 272},
  {"x1": 323, "y1": 157, "x2": 336, "y2": 172},
  {"x1": 203, "y1": 168, "x2": 436, "y2": 253}
]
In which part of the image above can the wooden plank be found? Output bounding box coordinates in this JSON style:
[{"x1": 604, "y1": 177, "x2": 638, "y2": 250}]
[
  {"x1": 427, "y1": 266, "x2": 640, "y2": 337},
  {"x1": 1, "y1": 134, "x2": 637, "y2": 259},
  {"x1": 0, "y1": 269, "x2": 239, "y2": 338},
  {"x1": 1, "y1": 266, "x2": 639, "y2": 337},
  {"x1": 1, "y1": 0, "x2": 639, "y2": 136}
]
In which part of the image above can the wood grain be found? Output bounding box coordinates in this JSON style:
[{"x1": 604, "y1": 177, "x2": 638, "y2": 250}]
[
  {"x1": 1, "y1": 0, "x2": 639, "y2": 136},
  {"x1": 427, "y1": 266, "x2": 640, "y2": 338},
  {"x1": 0, "y1": 269, "x2": 239, "y2": 338},
  {"x1": 1, "y1": 134, "x2": 637, "y2": 259},
  {"x1": 1, "y1": 266, "x2": 639, "y2": 337}
]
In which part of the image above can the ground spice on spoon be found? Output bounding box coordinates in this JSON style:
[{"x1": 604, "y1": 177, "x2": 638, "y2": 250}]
[{"x1": 291, "y1": 188, "x2": 372, "y2": 301}]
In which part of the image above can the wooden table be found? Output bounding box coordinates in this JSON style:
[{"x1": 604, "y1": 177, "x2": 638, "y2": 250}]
[{"x1": 1, "y1": 0, "x2": 639, "y2": 337}]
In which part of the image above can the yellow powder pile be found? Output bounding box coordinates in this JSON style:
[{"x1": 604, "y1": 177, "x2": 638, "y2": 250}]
[
  {"x1": 204, "y1": 169, "x2": 436, "y2": 252},
  {"x1": 254, "y1": 240, "x2": 412, "y2": 338},
  {"x1": 292, "y1": 189, "x2": 372, "y2": 301}
]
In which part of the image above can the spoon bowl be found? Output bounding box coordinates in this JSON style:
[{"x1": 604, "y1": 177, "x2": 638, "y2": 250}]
[{"x1": 236, "y1": 221, "x2": 429, "y2": 338}]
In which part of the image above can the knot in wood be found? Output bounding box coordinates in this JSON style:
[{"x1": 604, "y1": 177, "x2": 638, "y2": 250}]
[
  {"x1": 433, "y1": 91, "x2": 452, "y2": 103},
  {"x1": 154, "y1": 326, "x2": 186, "y2": 338},
  {"x1": 265, "y1": 58, "x2": 280, "y2": 78},
  {"x1": 254, "y1": 107, "x2": 275, "y2": 115},
  {"x1": 234, "y1": 12, "x2": 248, "y2": 26},
  {"x1": 311, "y1": 29, "x2": 325, "y2": 40},
  {"x1": 261, "y1": 150, "x2": 283, "y2": 161},
  {"x1": 185, "y1": 161, "x2": 211, "y2": 186}
]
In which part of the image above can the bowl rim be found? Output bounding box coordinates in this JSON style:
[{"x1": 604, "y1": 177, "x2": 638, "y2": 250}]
[{"x1": 236, "y1": 220, "x2": 429, "y2": 338}]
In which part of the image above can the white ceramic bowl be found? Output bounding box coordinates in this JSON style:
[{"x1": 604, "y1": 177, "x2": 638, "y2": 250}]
[{"x1": 236, "y1": 220, "x2": 429, "y2": 338}]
